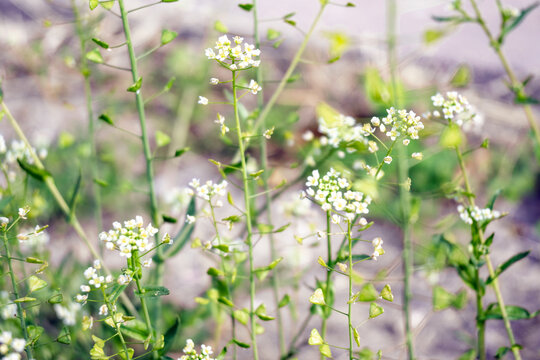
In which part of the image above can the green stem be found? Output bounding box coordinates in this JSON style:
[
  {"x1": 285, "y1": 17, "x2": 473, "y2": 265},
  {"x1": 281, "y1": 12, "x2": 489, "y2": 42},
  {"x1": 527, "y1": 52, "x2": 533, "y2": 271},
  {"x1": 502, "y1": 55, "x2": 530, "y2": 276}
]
[
  {"x1": 117, "y1": 0, "x2": 162, "y2": 337},
  {"x1": 2, "y1": 232, "x2": 34, "y2": 359},
  {"x1": 468, "y1": 0, "x2": 540, "y2": 148},
  {"x1": 232, "y1": 72, "x2": 259, "y2": 360},
  {"x1": 455, "y1": 147, "x2": 522, "y2": 360},
  {"x1": 320, "y1": 211, "x2": 332, "y2": 355},
  {"x1": 347, "y1": 220, "x2": 353, "y2": 360},
  {"x1": 72, "y1": 0, "x2": 103, "y2": 235},
  {"x1": 251, "y1": 0, "x2": 286, "y2": 356},
  {"x1": 209, "y1": 203, "x2": 236, "y2": 359},
  {"x1": 131, "y1": 251, "x2": 154, "y2": 344},
  {"x1": 101, "y1": 287, "x2": 131, "y2": 359},
  {"x1": 387, "y1": 0, "x2": 414, "y2": 357},
  {"x1": 252, "y1": 3, "x2": 327, "y2": 134},
  {"x1": 475, "y1": 268, "x2": 486, "y2": 360},
  {"x1": 1, "y1": 100, "x2": 138, "y2": 316}
]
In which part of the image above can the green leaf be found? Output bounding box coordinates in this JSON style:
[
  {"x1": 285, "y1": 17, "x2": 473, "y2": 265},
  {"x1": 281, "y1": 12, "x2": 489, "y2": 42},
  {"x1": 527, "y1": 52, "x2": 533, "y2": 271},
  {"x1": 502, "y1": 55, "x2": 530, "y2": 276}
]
[
  {"x1": 495, "y1": 346, "x2": 510, "y2": 359},
  {"x1": 353, "y1": 327, "x2": 361, "y2": 347},
  {"x1": 283, "y1": 12, "x2": 295, "y2": 19},
  {"x1": 233, "y1": 309, "x2": 249, "y2": 325},
  {"x1": 232, "y1": 339, "x2": 250, "y2": 348},
  {"x1": 433, "y1": 286, "x2": 455, "y2": 311},
  {"x1": 94, "y1": 178, "x2": 109, "y2": 187},
  {"x1": 86, "y1": 49, "x2": 103, "y2": 63},
  {"x1": 162, "y1": 0, "x2": 179, "y2": 2},
  {"x1": 484, "y1": 304, "x2": 537, "y2": 320},
  {"x1": 273, "y1": 39, "x2": 284, "y2": 49},
  {"x1": 100, "y1": 1, "x2": 115, "y2": 10},
  {"x1": 214, "y1": 20, "x2": 228, "y2": 33},
  {"x1": 118, "y1": 348, "x2": 134, "y2": 360},
  {"x1": 486, "y1": 251, "x2": 530, "y2": 284},
  {"x1": 284, "y1": 19, "x2": 296, "y2": 26},
  {"x1": 255, "y1": 304, "x2": 275, "y2": 321},
  {"x1": 207, "y1": 267, "x2": 224, "y2": 277},
  {"x1": 162, "y1": 197, "x2": 196, "y2": 259},
  {"x1": 278, "y1": 294, "x2": 291, "y2": 308},
  {"x1": 56, "y1": 327, "x2": 71, "y2": 344},
  {"x1": 92, "y1": 38, "x2": 110, "y2": 49},
  {"x1": 162, "y1": 214, "x2": 177, "y2": 223},
  {"x1": 238, "y1": 3, "x2": 253, "y2": 11},
  {"x1": 98, "y1": 113, "x2": 114, "y2": 125},
  {"x1": 356, "y1": 283, "x2": 379, "y2": 302},
  {"x1": 346, "y1": 2, "x2": 355, "y2": 6},
  {"x1": 369, "y1": 302, "x2": 384, "y2": 318},
  {"x1": 127, "y1": 77, "x2": 142, "y2": 92},
  {"x1": 451, "y1": 64, "x2": 471, "y2": 88},
  {"x1": 267, "y1": 29, "x2": 281, "y2": 41},
  {"x1": 215, "y1": 346, "x2": 227, "y2": 360},
  {"x1": 423, "y1": 29, "x2": 445, "y2": 45},
  {"x1": 218, "y1": 296, "x2": 234, "y2": 307},
  {"x1": 17, "y1": 159, "x2": 51, "y2": 182},
  {"x1": 164, "y1": 77, "x2": 176, "y2": 91},
  {"x1": 135, "y1": 285, "x2": 170, "y2": 298},
  {"x1": 89, "y1": 0, "x2": 99, "y2": 10},
  {"x1": 28, "y1": 275, "x2": 47, "y2": 293},
  {"x1": 174, "y1": 147, "x2": 189, "y2": 157},
  {"x1": 155, "y1": 130, "x2": 171, "y2": 147},
  {"x1": 109, "y1": 283, "x2": 129, "y2": 303},
  {"x1": 160, "y1": 29, "x2": 178, "y2": 45}
]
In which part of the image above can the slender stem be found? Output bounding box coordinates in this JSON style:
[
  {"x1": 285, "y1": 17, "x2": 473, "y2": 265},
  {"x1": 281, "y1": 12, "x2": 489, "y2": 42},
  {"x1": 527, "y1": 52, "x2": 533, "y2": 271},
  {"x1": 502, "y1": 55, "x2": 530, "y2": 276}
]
[
  {"x1": 209, "y1": 203, "x2": 237, "y2": 359},
  {"x1": 131, "y1": 251, "x2": 154, "y2": 343},
  {"x1": 475, "y1": 268, "x2": 486, "y2": 360},
  {"x1": 2, "y1": 232, "x2": 34, "y2": 359},
  {"x1": 468, "y1": 0, "x2": 540, "y2": 147},
  {"x1": 387, "y1": 0, "x2": 414, "y2": 358},
  {"x1": 71, "y1": 0, "x2": 103, "y2": 235},
  {"x1": 102, "y1": 287, "x2": 131, "y2": 359},
  {"x1": 455, "y1": 147, "x2": 522, "y2": 360},
  {"x1": 252, "y1": 3, "x2": 327, "y2": 134},
  {"x1": 347, "y1": 220, "x2": 353, "y2": 360},
  {"x1": 251, "y1": 0, "x2": 285, "y2": 356},
  {"x1": 117, "y1": 0, "x2": 163, "y2": 336},
  {"x1": 1, "y1": 100, "x2": 138, "y2": 315},
  {"x1": 320, "y1": 211, "x2": 332, "y2": 356},
  {"x1": 232, "y1": 72, "x2": 259, "y2": 360}
]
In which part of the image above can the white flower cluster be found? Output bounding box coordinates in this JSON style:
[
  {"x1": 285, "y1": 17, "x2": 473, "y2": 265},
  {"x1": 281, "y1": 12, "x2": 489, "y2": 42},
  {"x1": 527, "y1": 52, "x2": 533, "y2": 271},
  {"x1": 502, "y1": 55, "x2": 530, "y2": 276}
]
[
  {"x1": 0, "y1": 331, "x2": 26, "y2": 360},
  {"x1": 205, "y1": 35, "x2": 261, "y2": 70},
  {"x1": 457, "y1": 205, "x2": 501, "y2": 225},
  {"x1": 187, "y1": 178, "x2": 227, "y2": 202},
  {"x1": 0, "y1": 137, "x2": 47, "y2": 165},
  {"x1": 54, "y1": 302, "x2": 81, "y2": 326},
  {"x1": 430, "y1": 92, "x2": 483, "y2": 132},
  {"x1": 371, "y1": 107, "x2": 424, "y2": 141},
  {"x1": 304, "y1": 168, "x2": 372, "y2": 220},
  {"x1": 178, "y1": 339, "x2": 215, "y2": 360},
  {"x1": 318, "y1": 113, "x2": 369, "y2": 150},
  {"x1": 75, "y1": 260, "x2": 114, "y2": 304},
  {"x1": 98, "y1": 216, "x2": 160, "y2": 258}
]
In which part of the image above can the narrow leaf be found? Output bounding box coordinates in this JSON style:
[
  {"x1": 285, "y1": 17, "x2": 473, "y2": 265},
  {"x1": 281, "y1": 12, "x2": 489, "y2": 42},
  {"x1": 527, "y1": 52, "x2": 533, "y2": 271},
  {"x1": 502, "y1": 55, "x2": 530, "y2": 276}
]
[{"x1": 486, "y1": 251, "x2": 530, "y2": 284}]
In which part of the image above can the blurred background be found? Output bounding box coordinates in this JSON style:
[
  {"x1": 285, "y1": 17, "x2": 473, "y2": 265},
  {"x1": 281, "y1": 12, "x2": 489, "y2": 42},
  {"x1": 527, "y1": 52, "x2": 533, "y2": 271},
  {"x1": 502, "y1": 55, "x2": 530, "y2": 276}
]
[{"x1": 1, "y1": 0, "x2": 539, "y2": 359}]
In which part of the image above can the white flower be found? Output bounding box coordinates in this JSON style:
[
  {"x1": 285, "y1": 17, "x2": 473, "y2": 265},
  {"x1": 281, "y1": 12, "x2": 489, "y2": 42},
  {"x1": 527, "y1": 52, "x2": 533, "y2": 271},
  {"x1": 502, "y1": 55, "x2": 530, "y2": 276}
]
[
  {"x1": 99, "y1": 304, "x2": 108, "y2": 316},
  {"x1": 186, "y1": 215, "x2": 196, "y2": 224},
  {"x1": 142, "y1": 259, "x2": 153, "y2": 268},
  {"x1": 18, "y1": 207, "x2": 29, "y2": 219},
  {"x1": 248, "y1": 79, "x2": 262, "y2": 94},
  {"x1": 384, "y1": 156, "x2": 392, "y2": 164},
  {"x1": 80, "y1": 285, "x2": 91, "y2": 293},
  {"x1": 209, "y1": 77, "x2": 219, "y2": 85},
  {"x1": 411, "y1": 152, "x2": 423, "y2": 160},
  {"x1": 198, "y1": 96, "x2": 208, "y2": 105},
  {"x1": 263, "y1": 127, "x2": 274, "y2": 139},
  {"x1": 302, "y1": 130, "x2": 314, "y2": 141}
]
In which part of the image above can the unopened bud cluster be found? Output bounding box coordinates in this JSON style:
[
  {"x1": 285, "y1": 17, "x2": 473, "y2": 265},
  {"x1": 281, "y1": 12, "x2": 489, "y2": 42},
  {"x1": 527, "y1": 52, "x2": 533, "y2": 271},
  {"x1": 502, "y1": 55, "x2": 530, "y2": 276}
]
[{"x1": 178, "y1": 339, "x2": 215, "y2": 360}]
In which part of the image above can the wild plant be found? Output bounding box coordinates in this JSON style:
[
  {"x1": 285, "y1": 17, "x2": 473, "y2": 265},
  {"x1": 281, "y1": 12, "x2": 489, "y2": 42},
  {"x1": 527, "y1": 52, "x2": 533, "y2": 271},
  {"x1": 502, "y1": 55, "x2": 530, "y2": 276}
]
[
  {"x1": 433, "y1": 0, "x2": 540, "y2": 149},
  {"x1": 428, "y1": 91, "x2": 533, "y2": 360}
]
